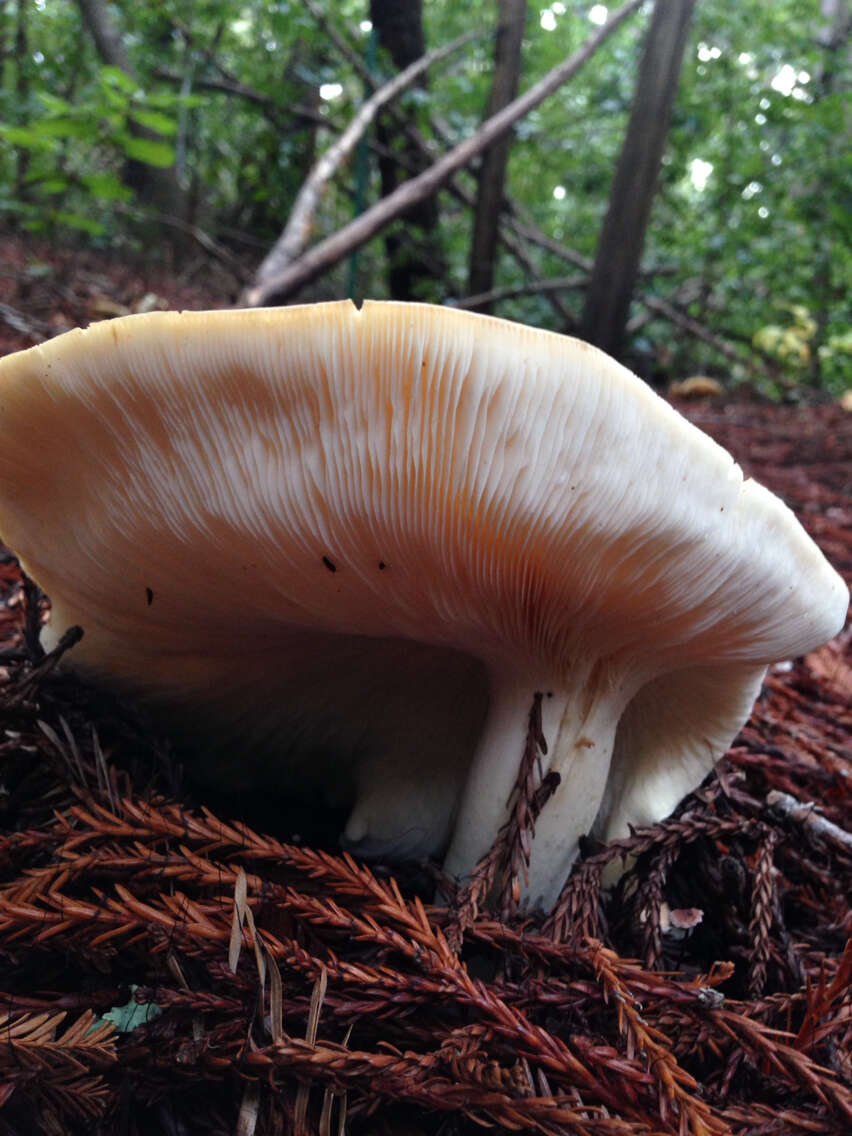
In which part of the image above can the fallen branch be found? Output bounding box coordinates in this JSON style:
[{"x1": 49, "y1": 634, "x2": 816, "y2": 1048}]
[
  {"x1": 295, "y1": 4, "x2": 582, "y2": 325},
  {"x1": 249, "y1": 29, "x2": 479, "y2": 295},
  {"x1": 767, "y1": 789, "x2": 852, "y2": 854},
  {"x1": 244, "y1": 0, "x2": 645, "y2": 306}
]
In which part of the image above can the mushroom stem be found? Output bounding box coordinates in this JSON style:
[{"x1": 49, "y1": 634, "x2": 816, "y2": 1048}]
[{"x1": 443, "y1": 664, "x2": 630, "y2": 909}]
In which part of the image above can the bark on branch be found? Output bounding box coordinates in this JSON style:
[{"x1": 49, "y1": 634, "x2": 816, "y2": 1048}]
[
  {"x1": 244, "y1": 0, "x2": 644, "y2": 307},
  {"x1": 580, "y1": 0, "x2": 697, "y2": 354},
  {"x1": 766, "y1": 791, "x2": 852, "y2": 854},
  {"x1": 298, "y1": 4, "x2": 580, "y2": 324},
  {"x1": 641, "y1": 294, "x2": 753, "y2": 369},
  {"x1": 246, "y1": 30, "x2": 477, "y2": 301}
]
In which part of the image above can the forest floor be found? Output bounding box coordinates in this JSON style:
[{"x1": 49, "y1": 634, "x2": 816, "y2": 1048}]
[{"x1": 0, "y1": 236, "x2": 850, "y2": 1135}]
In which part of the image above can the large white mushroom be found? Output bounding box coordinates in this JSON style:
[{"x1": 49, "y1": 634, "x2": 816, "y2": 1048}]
[{"x1": 0, "y1": 302, "x2": 846, "y2": 907}]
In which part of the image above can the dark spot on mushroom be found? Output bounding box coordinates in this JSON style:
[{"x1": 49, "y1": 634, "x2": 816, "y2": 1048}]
[
  {"x1": 378, "y1": 561, "x2": 386, "y2": 571},
  {"x1": 145, "y1": 587, "x2": 154, "y2": 606},
  {"x1": 546, "y1": 691, "x2": 553, "y2": 698},
  {"x1": 576, "y1": 737, "x2": 595, "y2": 749},
  {"x1": 322, "y1": 556, "x2": 337, "y2": 573}
]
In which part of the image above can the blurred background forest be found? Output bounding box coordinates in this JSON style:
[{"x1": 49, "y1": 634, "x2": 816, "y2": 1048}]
[{"x1": 0, "y1": 0, "x2": 850, "y2": 396}]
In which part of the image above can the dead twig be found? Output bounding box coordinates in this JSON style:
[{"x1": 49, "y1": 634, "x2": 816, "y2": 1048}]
[
  {"x1": 246, "y1": 29, "x2": 479, "y2": 299},
  {"x1": 244, "y1": 0, "x2": 645, "y2": 305},
  {"x1": 766, "y1": 790, "x2": 852, "y2": 855}
]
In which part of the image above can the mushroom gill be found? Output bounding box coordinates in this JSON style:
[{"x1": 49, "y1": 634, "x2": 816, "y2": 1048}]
[{"x1": 0, "y1": 301, "x2": 846, "y2": 908}]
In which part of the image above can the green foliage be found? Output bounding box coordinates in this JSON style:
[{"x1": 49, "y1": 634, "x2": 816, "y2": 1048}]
[
  {"x1": 0, "y1": 39, "x2": 192, "y2": 236},
  {"x1": 100, "y1": 987, "x2": 162, "y2": 1033},
  {"x1": 754, "y1": 305, "x2": 817, "y2": 367},
  {"x1": 0, "y1": 0, "x2": 848, "y2": 392}
]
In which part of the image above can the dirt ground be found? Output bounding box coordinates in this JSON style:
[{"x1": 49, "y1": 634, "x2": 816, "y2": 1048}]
[{"x1": 0, "y1": 238, "x2": 849, "y2": 1135}]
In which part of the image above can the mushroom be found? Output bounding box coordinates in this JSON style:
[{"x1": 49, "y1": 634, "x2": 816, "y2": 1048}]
[{"x1": 0, "y1": 302, "x2": 846, "y2": 907}]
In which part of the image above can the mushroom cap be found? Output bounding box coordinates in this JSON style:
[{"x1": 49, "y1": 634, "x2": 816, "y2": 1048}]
[
  {"x1": 0, "y1": 301, "x2": 846, "y2": 877},
  {"x1": 0, "y1": 302, "x2": 843, "y2": 670}
]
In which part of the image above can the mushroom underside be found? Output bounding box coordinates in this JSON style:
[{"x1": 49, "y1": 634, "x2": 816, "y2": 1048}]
[
  {"x1": 56, "y1": 619, "x2": 765, "y2": 907},
  {"x1": 0, "y1": 302, "x2": 845, "y2": 910}
]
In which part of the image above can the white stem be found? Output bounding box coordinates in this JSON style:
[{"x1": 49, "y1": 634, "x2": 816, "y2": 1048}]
[
  {"x1": 443, "y1": 665, "x2": 628, "y2": 909},
  {"x1": 522, "y1": 699, "x2": 621, "y2": 906}
]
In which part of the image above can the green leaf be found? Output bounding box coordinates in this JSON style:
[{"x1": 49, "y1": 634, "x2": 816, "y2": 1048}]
[
  {"x1": 53, "y1": 211, "x2": 106, "y2": 236},
  {"x1": 100, "y1": 65, "x2": 139, "y2": 95},
  {"x1": 101, "y1": 85, "x2": 131, "y2": 110},
  {"x1": 37, "y1": 92, "x2": 73, "y2": 115},
  {"x1": 0, "y1": 125, "x2": 55, "y2": 151},
  {"x1": 119, "y1": 134, "x2": 176, "y2": 167},
  {"x1": 131, "y1": 109, "x2": 178, "y2": 136},
  {"x1": 100, "y1": 987, "x2": 162, "y2": 1033},
  {"x1": 38, "y1": 178, "x2": 70, "y2": 194},
  {"x1": 31, "y1": 117, "x2": 93, "y2": 140},
  {"x1": 82, "y1": 171, "x2": 132, "y2": 202},
  {"x1": 144, "y1": 90, "x2": 205, "y2": 110}
]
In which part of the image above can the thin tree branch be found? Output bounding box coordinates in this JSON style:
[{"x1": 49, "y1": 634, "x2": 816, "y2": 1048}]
[
  {"x1": 155, "y1": 66, "x2": 434, "y2": 187},
  {"x1": 631, "y1": 287, "x2": 786, "y2": 380},
  {"x1": 297, "y1": 4, "x2": 576, "y2": 324},
  {"x1": 244, "y1": 0, "x2": 645, "y2": 306},
  {"x1": 454, "y1": 274, "x2": 588, "y2": 310},
  {"x1": 641, "y1": 293, "x2": 755, "y2": 369},
  {"x1": 153, "y1": 68, "x2": 328, "y2": 130},
  {"x1": 250, "y1": 29, "x2": 479, "y2": 294},
  {"x1": 301, "y1": 0, "x2": 367, "y2": 82},
  {"x1": 495, "y1": 223, "x2": 577, "y2": 326},
  {"x1": 625, "y1": 277, "x2": 703, "y2": 332},
  {"x1": 505, "y1": 208, "x2": 594, "y2": 271},
  {"x1": 306, "y1": 10, "x2": 584, "y2": 307},
  {"x1": 767, "y1": 790, "x2": 852, "y2": 854}
]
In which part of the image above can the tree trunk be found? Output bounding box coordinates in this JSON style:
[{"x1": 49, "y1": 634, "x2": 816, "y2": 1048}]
[
  {"x1": 816, "y1": 0, "x2": 851, "y2": 90},
  {"x1": 76, "y1": 0, "x2": 189, "y2": 223},
  {"x1": 370, "y1": 0, "x2": 446, "y2": 301},
  {"x1": 467, "y1": 0, "x2": 527, "y2": 313},
  {"x1": 14, "y1": 0, "x2": 30, "y2": 200},
  {"x1": 580, "y1": 0, "x2": 697, "y2": 357}
]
